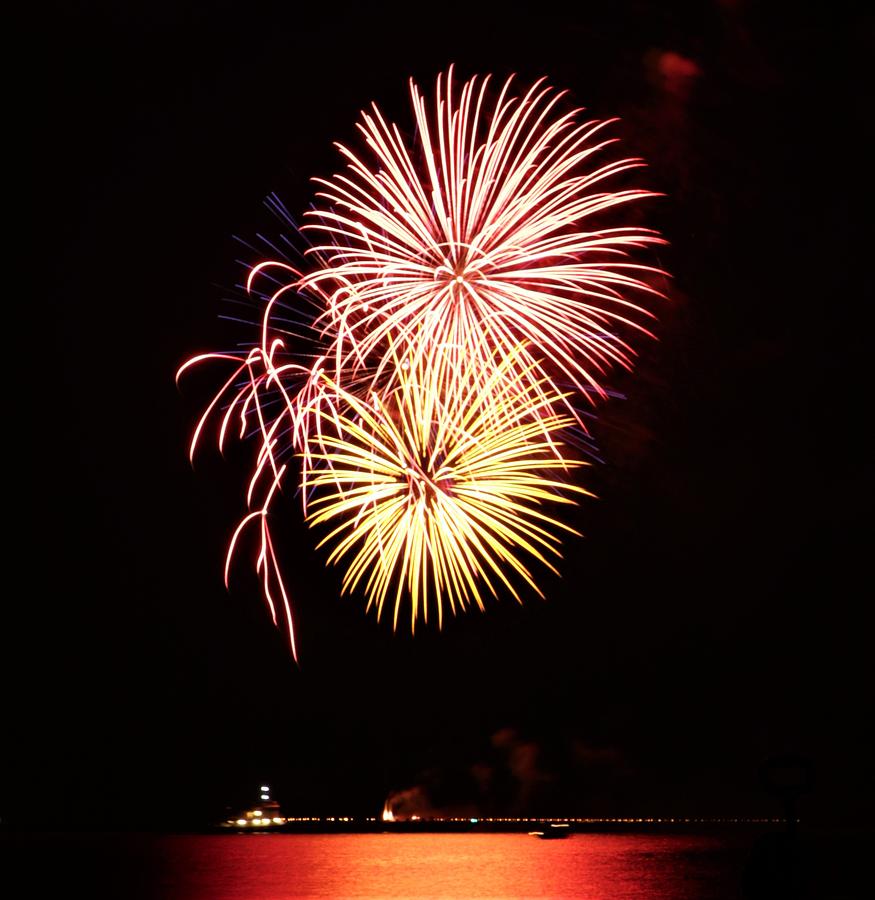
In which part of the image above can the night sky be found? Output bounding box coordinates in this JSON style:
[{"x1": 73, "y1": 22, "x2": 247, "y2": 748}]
[{"x1": 14, "y1": 2, "x2": 870, "y2": 830}]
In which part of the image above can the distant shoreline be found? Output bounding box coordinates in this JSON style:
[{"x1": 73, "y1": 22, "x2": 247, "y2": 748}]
[
  {"x1": 204, "y1": 817, "x2": 787, "y2": 836},
  {"x1": 0, "y1": 818, "x2": 794, "y2": 836}
]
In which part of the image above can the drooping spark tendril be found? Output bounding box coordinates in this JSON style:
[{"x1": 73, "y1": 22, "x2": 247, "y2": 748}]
[{"x1": 178, "y1": 68, "x2": 667, "y2": 658}]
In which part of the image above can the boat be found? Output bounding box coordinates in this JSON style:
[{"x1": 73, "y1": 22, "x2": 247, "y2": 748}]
[{"x1": 528, "y1": 823, "x2": 572, "y2": 839}]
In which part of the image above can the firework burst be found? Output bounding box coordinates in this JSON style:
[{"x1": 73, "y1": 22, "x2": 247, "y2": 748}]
[
  {"x1": 304, "y1": 341, "x2": 589, "y2": 629},
  {"x1": 179, "y1": 69, "x2": 666, "y2": 657},
  {"x1": 303, "y1": 67, "x2": 666, "y2": 413}
]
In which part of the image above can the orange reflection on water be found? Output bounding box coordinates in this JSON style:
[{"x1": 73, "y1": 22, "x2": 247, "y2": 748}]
[{"x1": 156, "y1": 832, "x2": 741, "y2": 899}]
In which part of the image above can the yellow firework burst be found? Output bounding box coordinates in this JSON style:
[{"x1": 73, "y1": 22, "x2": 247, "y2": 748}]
[{"x1": 304, "y1": 343, "x2": 591, "y2": 630}]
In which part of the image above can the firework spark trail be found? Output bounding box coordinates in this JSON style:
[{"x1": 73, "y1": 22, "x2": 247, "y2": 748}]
[
  {"x1": 179, "y1": 69, "x2": 666, "y2": 656},
  {"x1": 177, "y1": 263, "x2": 315, "y2": 659}
]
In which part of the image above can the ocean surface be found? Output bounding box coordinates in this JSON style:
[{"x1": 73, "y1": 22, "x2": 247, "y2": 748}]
[{"x1": 5, "y1": 831, "x2": 776, "y2": 898}]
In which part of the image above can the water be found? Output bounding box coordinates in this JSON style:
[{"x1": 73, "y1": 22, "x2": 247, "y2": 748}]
[{"x1": 8, "y1": 832, "x2": 754, "y2": 898}]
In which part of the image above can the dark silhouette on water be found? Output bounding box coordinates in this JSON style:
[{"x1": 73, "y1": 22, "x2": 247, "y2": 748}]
[
  {"x1": 743, "y1": 754, "x2": 817, "y2": 899},
  {"x1": 529, "y1": 823, "x2": 573, "y2": 839}
]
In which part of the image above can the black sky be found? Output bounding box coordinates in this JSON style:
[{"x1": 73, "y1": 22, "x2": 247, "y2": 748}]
[{"x1": 13, "y1": 1, "x2": 871, "y2": 829}]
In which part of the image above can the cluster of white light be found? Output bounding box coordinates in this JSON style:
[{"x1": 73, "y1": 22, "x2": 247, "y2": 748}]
[{"x1": 231, "y1": 815, "x2": 287, "y2": 827}]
